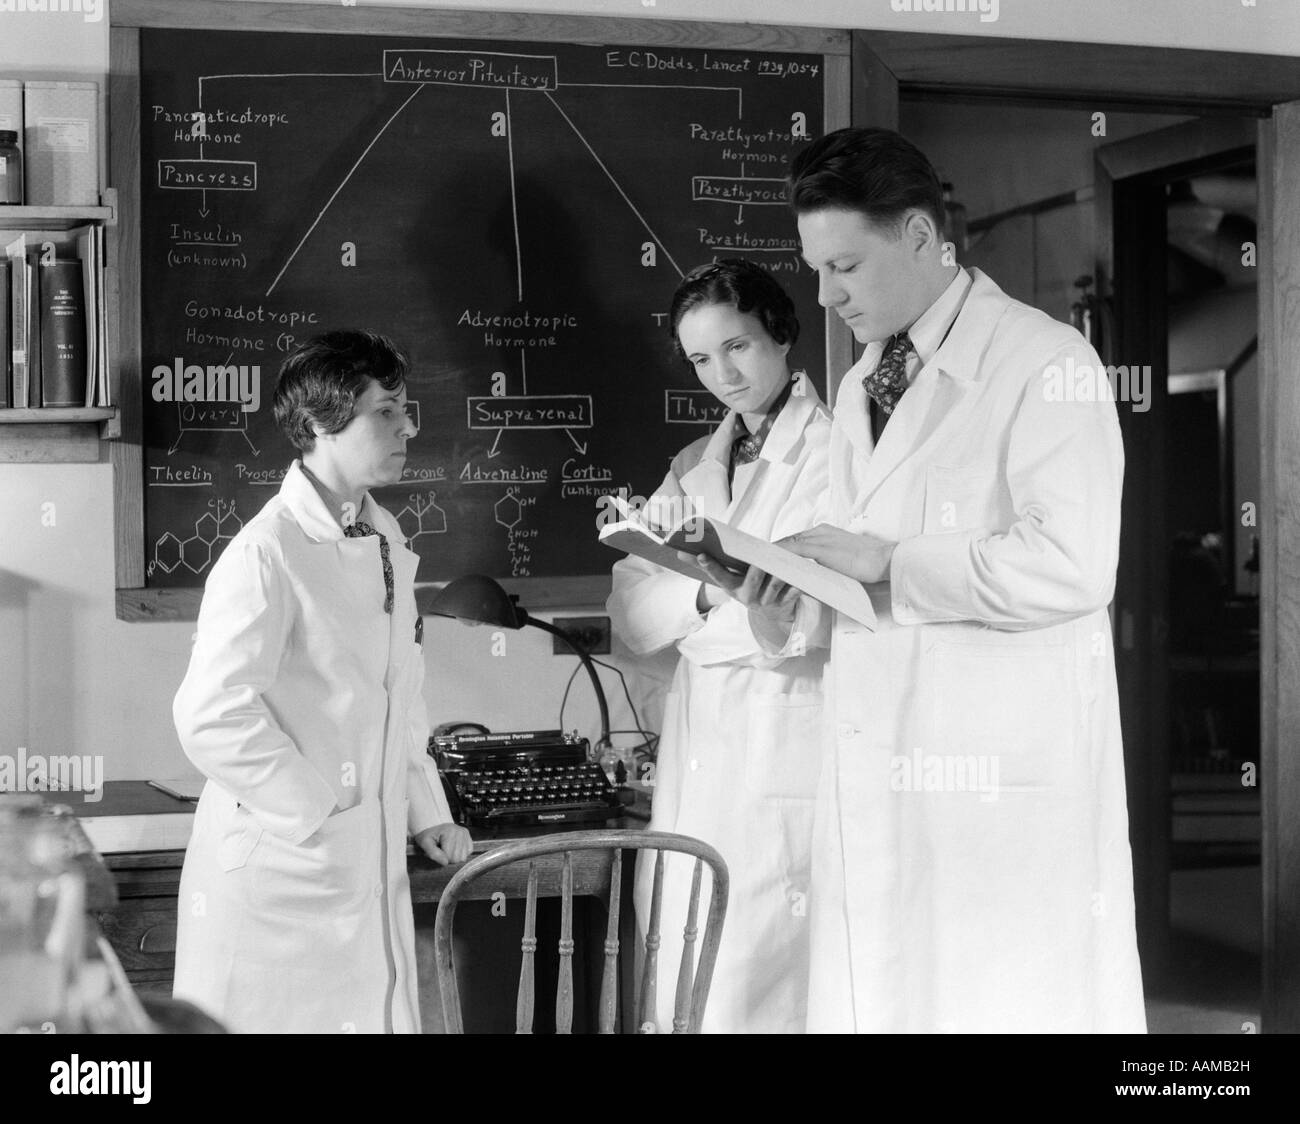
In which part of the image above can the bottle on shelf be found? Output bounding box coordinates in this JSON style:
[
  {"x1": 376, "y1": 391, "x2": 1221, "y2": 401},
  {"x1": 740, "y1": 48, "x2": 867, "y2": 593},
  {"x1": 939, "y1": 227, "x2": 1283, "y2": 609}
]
[{"x1": 0, "y1": 130, "x2": 22, "y2": 204}]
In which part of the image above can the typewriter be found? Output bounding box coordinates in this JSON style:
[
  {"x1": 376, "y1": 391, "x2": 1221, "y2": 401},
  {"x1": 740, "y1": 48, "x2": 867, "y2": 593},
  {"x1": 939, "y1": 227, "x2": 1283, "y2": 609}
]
[{"x1": 429, "y1": 729, "x2": 632, "y2": 830}]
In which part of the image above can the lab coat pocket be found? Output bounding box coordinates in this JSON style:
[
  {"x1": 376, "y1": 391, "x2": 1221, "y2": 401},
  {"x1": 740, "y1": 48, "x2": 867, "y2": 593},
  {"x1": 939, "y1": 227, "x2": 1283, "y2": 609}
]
[
  {"x1": 744, "y1": 694, "x2": 823, "y2": 801},
  {"x1": 922, "y1": 465, "x2": 1001, "y2": 535},
  {"x1": 250, "y1": 800, "x2": 377, "y2": 917},
  {"x1": 926, "y1": 636, "x2": 1075, "y2": 793},
  {"x1": 216, "y1": 806, "x2": 262, "y2": 873}
]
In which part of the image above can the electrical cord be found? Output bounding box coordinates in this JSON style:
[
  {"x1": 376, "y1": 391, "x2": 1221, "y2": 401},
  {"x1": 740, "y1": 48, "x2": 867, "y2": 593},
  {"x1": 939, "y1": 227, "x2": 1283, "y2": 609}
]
[
  {"x1": 557, "y1": 660, "x2": 582, "y2": 735},
  {"x1": 556, "y1": 654, "x2": 660, "y2": 761},
  {"x1": 592, "y1": 656, "x2": 659, "y2": 759}
]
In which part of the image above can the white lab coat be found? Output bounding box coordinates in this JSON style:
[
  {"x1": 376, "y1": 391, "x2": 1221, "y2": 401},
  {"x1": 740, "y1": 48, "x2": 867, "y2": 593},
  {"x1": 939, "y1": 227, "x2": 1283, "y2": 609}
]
[
  {"x1": 172, "y1": 460, "x2": 452, "y2": 1034},
  {"x1": 805, "y1": 269, "x2": 1146, "y2": 1032},
  {"x1": 608, "y1": 382, "x2": 831, "y2": 1033}
]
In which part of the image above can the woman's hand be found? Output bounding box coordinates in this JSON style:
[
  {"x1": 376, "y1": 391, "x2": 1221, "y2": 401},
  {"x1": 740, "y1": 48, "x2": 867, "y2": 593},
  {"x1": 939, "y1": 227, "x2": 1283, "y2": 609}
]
[
  {"x1": 414, "y1": 823, "x2": 473, "y2": 865},
  {"x1": 778, "y1": 524, "x2": 897, "y2": 584},
  {"x1": 682, "y1": 553, "x2": 801, "y2": 628},
  {"x1": 695, "y1": 579, "x2": 728, "y2": 615}
]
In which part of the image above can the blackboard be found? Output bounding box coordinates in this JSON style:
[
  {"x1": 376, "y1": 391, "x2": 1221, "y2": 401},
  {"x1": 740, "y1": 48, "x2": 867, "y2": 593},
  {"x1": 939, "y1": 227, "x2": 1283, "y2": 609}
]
[{"x1": 137, "y1": 26, "x2": 826, "y2": 587}]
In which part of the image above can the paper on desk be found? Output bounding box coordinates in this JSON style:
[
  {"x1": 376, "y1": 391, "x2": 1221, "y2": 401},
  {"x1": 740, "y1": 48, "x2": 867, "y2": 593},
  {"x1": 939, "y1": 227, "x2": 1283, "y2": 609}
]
[{"x1": 147, "y1": 778, "x2": 205, "y2": 802}]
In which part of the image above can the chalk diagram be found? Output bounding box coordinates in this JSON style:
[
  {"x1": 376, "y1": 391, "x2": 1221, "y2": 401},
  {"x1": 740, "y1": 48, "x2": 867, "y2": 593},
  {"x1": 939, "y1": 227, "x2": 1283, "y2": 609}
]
[
  {"x1": 157, "y1": 47, "x2": 807, "y2": 572},
  {"x1": 395, "y1": 491, "x2": 448, "y2": 549},
  {"x1": 164, "y1": 350, "x2": 261, "y2": 456},
  {"x1": 169, "y1": 400, "x2": 259, "y2": 455},
  {"x1": 149, "y1": 499, "x2": 242, "y2": 578}
]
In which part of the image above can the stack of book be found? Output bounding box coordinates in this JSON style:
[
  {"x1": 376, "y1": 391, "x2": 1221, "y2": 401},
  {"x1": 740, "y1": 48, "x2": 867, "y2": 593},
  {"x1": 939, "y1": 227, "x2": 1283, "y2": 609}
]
[{"x1": 1, "y1": 224, "x2": 109, "y2": 409}]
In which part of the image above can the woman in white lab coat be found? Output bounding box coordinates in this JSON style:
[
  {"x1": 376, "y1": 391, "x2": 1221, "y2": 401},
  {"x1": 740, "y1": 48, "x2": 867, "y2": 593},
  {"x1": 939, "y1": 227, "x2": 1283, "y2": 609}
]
[
  {"x1": 607, "y1": 261, "x2": 831, "y2": 1033},
  {"x1": 172, "y1": 331, "x2": 471, "y2": 1034}
]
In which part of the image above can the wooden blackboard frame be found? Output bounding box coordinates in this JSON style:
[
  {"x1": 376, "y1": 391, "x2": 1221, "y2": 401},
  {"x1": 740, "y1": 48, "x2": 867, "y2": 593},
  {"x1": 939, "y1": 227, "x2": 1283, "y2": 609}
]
[{"x1": 108, "y1": 0, "x2": 852, "y2": 621}]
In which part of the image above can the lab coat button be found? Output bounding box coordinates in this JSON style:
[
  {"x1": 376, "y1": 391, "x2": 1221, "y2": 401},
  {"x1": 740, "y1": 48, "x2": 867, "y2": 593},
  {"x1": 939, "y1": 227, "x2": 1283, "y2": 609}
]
[
  {"x1": 373, "y1": 884, "x2": 383, "y2": 898},
  {"x1": 689, "y1": 759, "x2": 700, "y2": 772},
  {"x1": 837, "y1": 723, "x2": 857, "y2": 740}
]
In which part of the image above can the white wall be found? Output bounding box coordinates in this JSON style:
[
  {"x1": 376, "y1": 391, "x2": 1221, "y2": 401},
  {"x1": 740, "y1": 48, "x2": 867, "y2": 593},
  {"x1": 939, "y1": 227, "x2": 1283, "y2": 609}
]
[
  {"x1": 0, "y1": 466, "x2": 631, "y2": 781},
  {"x1": 900, "y1": 102, "x2": 1194, "y2": 321},
  {"x1": 0, "y1": 0, "x2": 1288, "y2": 782},
  {"x1": 253, "y1": 0, "x2": 1300, "y2": 58}
]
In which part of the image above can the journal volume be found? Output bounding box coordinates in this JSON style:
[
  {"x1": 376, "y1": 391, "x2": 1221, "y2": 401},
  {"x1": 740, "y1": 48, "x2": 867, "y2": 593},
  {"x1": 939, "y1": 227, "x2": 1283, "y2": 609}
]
[{"x1": 597, "y1": 496, "x2": 877, "y2": 629}]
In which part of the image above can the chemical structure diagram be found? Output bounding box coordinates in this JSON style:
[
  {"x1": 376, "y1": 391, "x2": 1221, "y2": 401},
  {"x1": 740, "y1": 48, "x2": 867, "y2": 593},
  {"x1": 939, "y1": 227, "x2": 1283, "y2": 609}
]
[
  {"x1": 394, "y1": 492, "x2": 448, "y2": 551},
  {"x1": 494, "y1": 491, "x2": 523, "y2": 531},
  {"x1": 149, "y1": 500, "x2": 242, "y2": 578},
  {"x1": 496, "y1": 488, "x2": 538, "y2": 576}
]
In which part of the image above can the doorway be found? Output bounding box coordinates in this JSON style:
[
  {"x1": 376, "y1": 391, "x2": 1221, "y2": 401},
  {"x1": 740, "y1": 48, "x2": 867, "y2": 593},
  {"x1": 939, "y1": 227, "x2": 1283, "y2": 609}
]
[{"x1": 1098, "y1": 121, "x2": 1260, "y2": 1029}]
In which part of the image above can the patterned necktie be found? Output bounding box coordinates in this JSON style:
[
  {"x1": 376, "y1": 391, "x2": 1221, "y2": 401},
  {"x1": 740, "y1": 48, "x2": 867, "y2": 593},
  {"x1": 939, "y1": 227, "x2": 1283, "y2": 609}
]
[
  {"x1": 731, "y1": 378, "x2": 794, "y2": 474},
  {"x1": 862, "y1": 330, "x2": 914, "y2": 417},
  {"x1": 344, "y1": 520, "x2": 394, "y2": 614}
]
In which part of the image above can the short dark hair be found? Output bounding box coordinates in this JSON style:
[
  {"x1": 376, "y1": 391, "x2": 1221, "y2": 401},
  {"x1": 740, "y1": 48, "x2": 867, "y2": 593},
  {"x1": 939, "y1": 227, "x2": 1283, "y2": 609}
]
[
  {"x1": 788, "y1": 127, "x2": 945, "y2": 237},
  {"x1": 272, "y1": 330, "x2": 406, "y2": 453},
  {"x1": 668, "y1": 258, "x2": 799, "y2": 362}
]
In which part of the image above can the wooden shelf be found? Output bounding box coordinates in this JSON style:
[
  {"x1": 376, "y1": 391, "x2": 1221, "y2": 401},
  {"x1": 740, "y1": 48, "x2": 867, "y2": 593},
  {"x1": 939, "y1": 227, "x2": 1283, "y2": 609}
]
[
  {"x1": 0, "y1": 203, "x2": 115, "y2": 230},
  {"x1": 0, "y1": 407, "x2": 116, "y2": 424}
]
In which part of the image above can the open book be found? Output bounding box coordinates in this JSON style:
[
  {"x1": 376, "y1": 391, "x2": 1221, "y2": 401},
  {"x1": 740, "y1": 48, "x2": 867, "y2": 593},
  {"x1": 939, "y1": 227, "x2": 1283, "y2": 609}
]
[{"x1": 598, "y1": 498, "x2": 877, "y2": 629}]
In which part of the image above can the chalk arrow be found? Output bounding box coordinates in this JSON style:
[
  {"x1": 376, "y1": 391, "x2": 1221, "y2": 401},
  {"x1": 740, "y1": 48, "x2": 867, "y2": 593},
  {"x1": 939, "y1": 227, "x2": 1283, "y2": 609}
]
[
  {"x1": 564, "y1": 429, "x2": 588, "y2": 455},
  {"x1": 735, "y1": 205, "x2": 744, "y2": 226},
  {"x1": 486, "y1": 428, "x2": 504, "y2": 458},
  {"x1": 198, "y1": 190, "x2": 209, "y2": 219}
]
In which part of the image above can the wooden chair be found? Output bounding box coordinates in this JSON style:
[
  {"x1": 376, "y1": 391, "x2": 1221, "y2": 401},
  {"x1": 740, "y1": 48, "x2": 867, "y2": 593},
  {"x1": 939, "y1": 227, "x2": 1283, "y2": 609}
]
[{"x1": 433, "y1": 829, "x2": 728, "y2": 1034}]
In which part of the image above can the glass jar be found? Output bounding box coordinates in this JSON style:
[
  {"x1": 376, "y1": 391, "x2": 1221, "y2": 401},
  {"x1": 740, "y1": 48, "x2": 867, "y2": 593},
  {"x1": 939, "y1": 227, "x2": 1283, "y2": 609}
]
[
  {"x1": 0, "y1": 797, "x2": 86, "y2": 1033},
  {"x1": 0, "y1": 130, "x2": 22, "y2": 204}
]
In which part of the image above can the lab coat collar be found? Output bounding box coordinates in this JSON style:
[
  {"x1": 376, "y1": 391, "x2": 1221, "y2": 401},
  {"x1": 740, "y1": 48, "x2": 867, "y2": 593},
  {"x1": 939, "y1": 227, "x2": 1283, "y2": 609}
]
[
  {"x1": 757, "y1": 371, "x2": 826, "y2": 467},
  {"x1": 833, "y1": 268, "x2": 1013, "y2": 500},
  {"x1": 700, "y1": 408, "x2": 742, "y2": 467},
  {"x1": 680, "y1": 417, "x2": 738, "y2": 519},
  {"x1": 700, "y1": 371, "x2": 825, "y2": 469},
  {"x1": 834, "y1": 266, "x2": 1011, "y2": 425},
  {"x1": 908, "y1": 267, "x2": 972, "y2": 372},
  {"x1": 924, "y1": 268, "x2": 1009, "y2": 385},
  {"x1": 279, "y1": 459, "x2": 386, "y2": 543},
  {"x1": 680, "y1": 373, "x2": 826, "y2": 519}
]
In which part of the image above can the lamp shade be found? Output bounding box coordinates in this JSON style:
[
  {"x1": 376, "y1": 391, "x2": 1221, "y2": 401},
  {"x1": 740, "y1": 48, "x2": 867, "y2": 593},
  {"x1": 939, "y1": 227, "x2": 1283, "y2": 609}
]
[
  {"x1": 425, "y1": 572, "x2": 611, "y2": 750},
  {"x1": 427, "y1": 574, "x2": 524, "y2": 629}
]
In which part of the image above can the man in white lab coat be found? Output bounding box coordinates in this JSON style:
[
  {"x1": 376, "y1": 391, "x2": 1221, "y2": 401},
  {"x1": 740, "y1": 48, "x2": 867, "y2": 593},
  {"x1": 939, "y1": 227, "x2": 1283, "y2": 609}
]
[
  {"x1": 704, "y1": 128, "x2": 1146, "y2": 1032},
  {"x1": 172, "y1": 331, "x2": 471, "y2": 1033}
]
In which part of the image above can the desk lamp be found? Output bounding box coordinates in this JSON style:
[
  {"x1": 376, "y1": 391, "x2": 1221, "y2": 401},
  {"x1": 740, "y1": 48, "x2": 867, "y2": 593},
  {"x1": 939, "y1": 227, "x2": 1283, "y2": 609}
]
[{"x1": 427, "y1": 575, "x2": 611, "y2": 752}]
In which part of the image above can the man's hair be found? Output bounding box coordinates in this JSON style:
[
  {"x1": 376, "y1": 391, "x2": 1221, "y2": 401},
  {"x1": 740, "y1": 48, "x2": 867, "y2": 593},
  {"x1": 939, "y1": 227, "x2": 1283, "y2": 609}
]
[
  {"x1": 787, "y1": 127, "x2": 945, "y2": 237},
  {"x1": 668, "y1": 258, "x2": 799, "y2": 362},
  {"x1": 272, "y1": 330, "x2": 406, "y2": 453}
]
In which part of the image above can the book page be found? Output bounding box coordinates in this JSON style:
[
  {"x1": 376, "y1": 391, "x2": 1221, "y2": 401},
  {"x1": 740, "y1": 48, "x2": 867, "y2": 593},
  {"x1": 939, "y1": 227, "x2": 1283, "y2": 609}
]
[{"x1": 671, "y1": 518, "x2": 877, "y2": 629}]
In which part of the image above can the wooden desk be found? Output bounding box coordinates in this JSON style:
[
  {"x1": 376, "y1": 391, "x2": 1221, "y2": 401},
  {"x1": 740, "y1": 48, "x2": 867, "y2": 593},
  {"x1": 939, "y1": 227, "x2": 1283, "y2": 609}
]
[{"x1": 99, "y1": 798, "x2": 650, "y2": 1031}]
